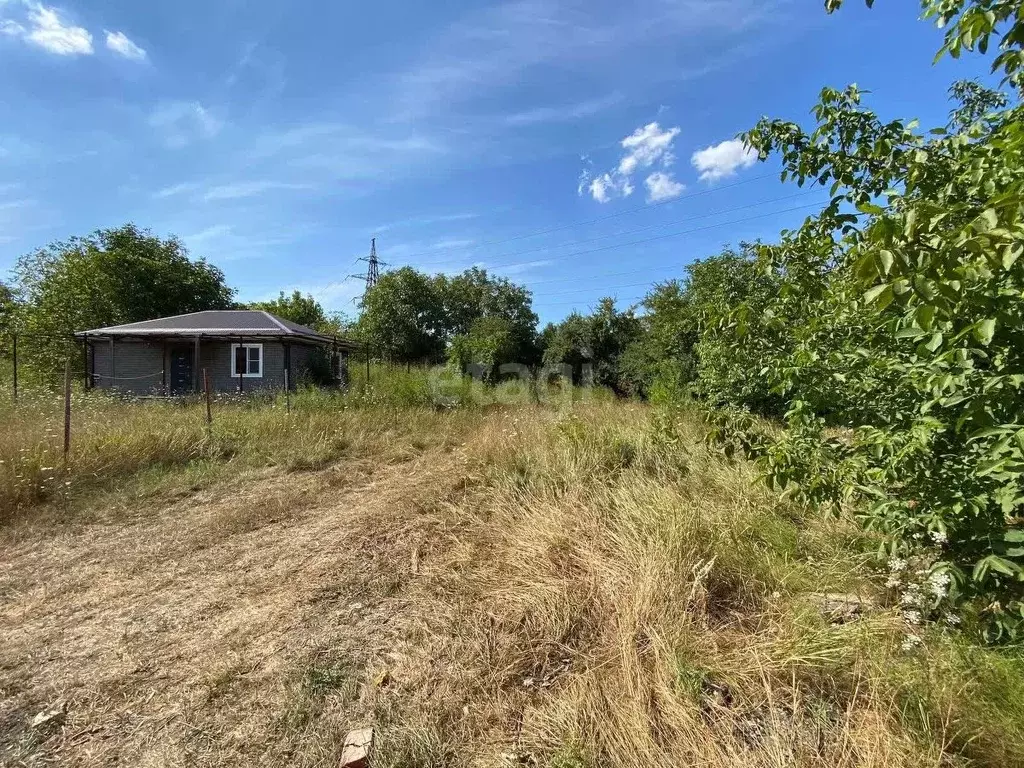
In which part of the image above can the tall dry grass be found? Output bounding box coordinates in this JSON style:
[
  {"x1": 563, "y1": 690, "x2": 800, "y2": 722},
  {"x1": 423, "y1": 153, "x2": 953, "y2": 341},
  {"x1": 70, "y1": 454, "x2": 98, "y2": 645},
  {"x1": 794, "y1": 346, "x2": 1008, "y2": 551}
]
[
  {"x1": 363, "y1": 402, "x2": 1024, "y2": 768},
  {"x1": 1, "y1": 387, "x2": 1021, "y2": 767}
]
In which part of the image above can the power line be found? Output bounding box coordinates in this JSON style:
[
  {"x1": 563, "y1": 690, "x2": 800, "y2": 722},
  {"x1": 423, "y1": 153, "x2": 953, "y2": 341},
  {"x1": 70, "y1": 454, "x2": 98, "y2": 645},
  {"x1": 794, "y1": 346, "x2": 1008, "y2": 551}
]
[
  {"x1": 542, "y1": 294, "x2": 647, "y2": 309},
  {"x1": 533, "y1": 280, "x2": 663, "y2": 298},
  {"x1": 392, "y1": 171, "x2": 779, "y2": 265},
  {"x1": 409, "y1": 189, "x2": 818, "y2": 271}
]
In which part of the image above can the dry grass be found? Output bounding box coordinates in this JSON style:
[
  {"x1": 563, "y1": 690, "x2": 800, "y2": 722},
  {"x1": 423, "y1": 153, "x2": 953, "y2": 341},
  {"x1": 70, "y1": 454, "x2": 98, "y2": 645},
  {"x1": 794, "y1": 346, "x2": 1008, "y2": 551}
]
[{"x1": 1, "y1": 396, "x2": 1022, "y2": 767}]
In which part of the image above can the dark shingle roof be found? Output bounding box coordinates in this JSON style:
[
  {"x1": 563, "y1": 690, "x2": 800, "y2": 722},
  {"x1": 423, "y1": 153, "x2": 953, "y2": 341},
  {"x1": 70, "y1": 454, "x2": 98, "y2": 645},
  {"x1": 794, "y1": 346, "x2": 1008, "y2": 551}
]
[{"x1": 76, "y1": 310, "x2": 356, "y2": 347}]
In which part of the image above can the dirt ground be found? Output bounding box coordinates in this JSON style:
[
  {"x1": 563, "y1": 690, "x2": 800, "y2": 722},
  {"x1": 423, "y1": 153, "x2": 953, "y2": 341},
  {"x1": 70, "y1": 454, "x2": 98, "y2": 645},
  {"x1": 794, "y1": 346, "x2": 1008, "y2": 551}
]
[{"x1": 0, "y1": 441, "x2": 486, "y2": 767}]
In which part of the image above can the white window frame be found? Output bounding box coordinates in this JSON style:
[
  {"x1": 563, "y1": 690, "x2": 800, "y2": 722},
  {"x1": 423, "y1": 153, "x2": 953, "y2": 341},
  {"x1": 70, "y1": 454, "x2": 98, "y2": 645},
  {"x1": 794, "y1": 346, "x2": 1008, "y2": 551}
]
[{"x1": 230, "y1": 343, "x2": 264, "y2": 378}]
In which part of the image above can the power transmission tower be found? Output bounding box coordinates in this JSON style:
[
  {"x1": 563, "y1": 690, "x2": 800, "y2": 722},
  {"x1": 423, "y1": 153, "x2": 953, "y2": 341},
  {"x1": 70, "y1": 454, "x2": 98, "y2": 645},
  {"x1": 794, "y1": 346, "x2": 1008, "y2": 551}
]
[{"x1": 350, "y1": 238, "x2": 385, "y2": 293}]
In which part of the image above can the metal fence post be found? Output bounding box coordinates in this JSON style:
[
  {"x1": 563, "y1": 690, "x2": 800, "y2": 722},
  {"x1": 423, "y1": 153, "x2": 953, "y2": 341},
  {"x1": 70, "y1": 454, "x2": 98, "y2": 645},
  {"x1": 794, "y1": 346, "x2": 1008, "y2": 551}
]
[
  {"x1": 11, "y1": 332, "x2": 17, "y2": 402},
  {"x1": 204, "y1": 368, "x2": 212, "y2": 431},
  {"x1": 63, "y1": 358, "x2": 72, "y2": 466}
]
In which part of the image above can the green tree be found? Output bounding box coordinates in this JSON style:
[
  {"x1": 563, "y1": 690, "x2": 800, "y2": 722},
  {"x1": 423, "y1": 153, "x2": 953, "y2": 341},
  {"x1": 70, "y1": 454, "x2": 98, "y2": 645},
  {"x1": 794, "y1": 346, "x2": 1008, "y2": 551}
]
[
  {"x1": 14, "y1": 224, "x2": 233, "y2": 381},
  {"x1": 248, "y1": 290, "x2": 335, "y2": 332},
  {"x1": 448, "y1": 316, "x2": 518, "y2": 381},
  {"x1": 356, "y1": 267, "x2": 447, "y2": 364},
  {"x1": 702, "y1": 0, "x2": 1024, "y2": 638},
  {"x1": 438, "y1": 267, "x2": 539, "y2": 364},
  {"x1": 543, "y1": 298, "x2": 641, "y2": 391},
  {"x1": 357, "y1": 266, "x2": 539, "y2": 368},
  {"x1": 0, "y1": 281, "x2": 16, "y2": 335}
]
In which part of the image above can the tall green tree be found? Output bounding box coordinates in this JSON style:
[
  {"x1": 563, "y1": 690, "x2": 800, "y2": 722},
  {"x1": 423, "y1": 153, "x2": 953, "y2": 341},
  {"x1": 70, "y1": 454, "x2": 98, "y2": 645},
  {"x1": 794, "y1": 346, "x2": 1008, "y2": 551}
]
[
  {"x1": 439, "y1": 267, "x2": 539, "y2": 366},
  {"x1": 247, "y1": 290, "x2": 338, "y2": 333},
  {"x1": 14, "y1": 224, "x2": 233, "y2": 380},
  {"x1": 543, "y1": 298, "x2": 641, "y2": 391},
  {"x1": 356, "y1": 267, "x2": 447, "y2": 364}
]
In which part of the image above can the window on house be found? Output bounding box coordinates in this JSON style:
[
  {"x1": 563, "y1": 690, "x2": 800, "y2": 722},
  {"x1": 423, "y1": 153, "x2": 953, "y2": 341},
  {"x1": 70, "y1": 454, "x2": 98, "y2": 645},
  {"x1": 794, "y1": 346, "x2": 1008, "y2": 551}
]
[{"x1": 231, "y1": 343, "x2": 263, "y2": 378}]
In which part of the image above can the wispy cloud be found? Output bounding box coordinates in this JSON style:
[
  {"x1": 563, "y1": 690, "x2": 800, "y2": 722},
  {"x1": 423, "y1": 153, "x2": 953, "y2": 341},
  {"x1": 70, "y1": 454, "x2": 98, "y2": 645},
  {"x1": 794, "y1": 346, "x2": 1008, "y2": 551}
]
[
  {"x1": 202, "y1": 180, "x2": 313, "y2": 202},
  {"x1": 178, "y1": 223, "x2": 300, "y2": 262},
  {"x1": 153, "y1": 181, "x2": 201, "y2": 199},
  {"x1": 1, "y1": 2, "x2": 92, "y2": 56},
  {"x1": 390, "y1": 0, "x2": 770, "y2": 121},
  {"x1": 489, "y1": 259, "x2": 553, "y2": 276},
  {"x1": 430, "y1": 237, "x2": 476, "y2": 251},
  {"x1": 501, "y1": 93, "x2": 623, "y2": 127},
  {"x1": 373, "y1": 211, "x2": 478, "y2": 234},
  {"x1": 105, "y1": 29, "x2": 145, "y2": 60},
  {"x1": 149, "y1": 101, "x2": 223, "y2": 148},
  {"x1": 154, "y1": 179, "x2": 314, "y2": 203}
]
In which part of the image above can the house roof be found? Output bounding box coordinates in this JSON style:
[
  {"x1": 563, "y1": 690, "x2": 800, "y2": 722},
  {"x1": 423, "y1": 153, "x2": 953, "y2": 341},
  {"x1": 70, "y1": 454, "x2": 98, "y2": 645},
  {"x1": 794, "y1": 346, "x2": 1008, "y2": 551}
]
[{"x1": 75, "y1": 310, "x2": 357, "y2": 348}]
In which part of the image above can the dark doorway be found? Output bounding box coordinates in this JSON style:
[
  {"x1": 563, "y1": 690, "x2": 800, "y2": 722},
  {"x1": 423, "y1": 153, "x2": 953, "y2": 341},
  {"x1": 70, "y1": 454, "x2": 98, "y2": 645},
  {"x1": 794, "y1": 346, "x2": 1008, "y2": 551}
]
[{"x1": 169, "y1": 346, "x2": 194, "y2": 394}]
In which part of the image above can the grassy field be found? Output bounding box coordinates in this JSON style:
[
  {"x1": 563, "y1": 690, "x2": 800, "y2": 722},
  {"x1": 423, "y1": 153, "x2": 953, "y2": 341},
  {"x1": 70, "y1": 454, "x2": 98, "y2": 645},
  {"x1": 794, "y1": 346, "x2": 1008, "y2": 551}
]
[{"x1": 1, "y1": 377, "x2": 1023, "y2": 767}]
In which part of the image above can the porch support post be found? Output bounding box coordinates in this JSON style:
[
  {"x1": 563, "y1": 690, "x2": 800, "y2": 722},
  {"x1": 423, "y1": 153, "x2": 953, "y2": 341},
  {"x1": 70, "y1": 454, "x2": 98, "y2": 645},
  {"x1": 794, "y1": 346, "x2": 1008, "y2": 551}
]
[
  {"x1": 109, "y1": 338, "x2": 115, "y2": 387},
  {"x1": 82, "y1": 338, "x2": 89, "y2": 390},
  {"x1": 238, "y1": 337, "x2": 244, "y2": 394},
  {"x1": 162, "y1": 339, "x2": 168, "y2": 395},
  {"x1": 284, "y1": 342, "x2": 292, "y2": 392},
  {"x1": 192, "y1": 337, "x2": 200, "y2": 393}
]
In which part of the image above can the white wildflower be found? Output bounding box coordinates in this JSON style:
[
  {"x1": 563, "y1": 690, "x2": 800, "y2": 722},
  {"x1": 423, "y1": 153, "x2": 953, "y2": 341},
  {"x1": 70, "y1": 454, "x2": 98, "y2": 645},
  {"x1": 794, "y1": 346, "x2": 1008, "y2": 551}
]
[
  {"x1": 901, "y1": 634, "x2": 923, "y2": 652},
  {"x1": 888, "y1": 557, "x2": 907, "y2": 572},
  {"x1": 903, "y1": 609, "x2": 922, "y2": 625},
  {"x1": 928, "y1": 571, "x2": 951, "y2": 598}
]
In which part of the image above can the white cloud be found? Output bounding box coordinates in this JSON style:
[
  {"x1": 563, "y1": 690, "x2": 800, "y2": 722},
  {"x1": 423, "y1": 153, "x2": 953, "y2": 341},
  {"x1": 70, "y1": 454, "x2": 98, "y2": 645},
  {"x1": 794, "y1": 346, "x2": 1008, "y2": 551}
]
[
  {"x1": 644, "y1": 171, "x2": 685, "y2": 202},
  {"x1": 502, "y1": 93, "x2": 623, "y2": 127},
  {"x1": 153, "y1": 181, "x2": 201, "y2": 199},
  {"x1": 149, "y1": 101, "x2": 222, "y2": 148},
  {"x1": 202, "y1": 181, "x2": 312, "y2": 202},
  {"x1": 373, "y1": 211, "x2": 478, "y2": 234},
  {"x1": 579, "y1": 121, "x2": 682, "y2": 204},
  {"x1": 1, "y1": 3, "x2": 92, "y2": 55},
  {"x1": 105, "y1": 30, "x2": 145, "y2": 60},
  {"x1": 618, "y1": 122, "x2": 680, "y2": 175},
  {"x1": 154, "y1": 179, "x2": 313, "y2": 202},
  {"x1": 691, "y1": 137, "x2": 757, "y2": 182}
]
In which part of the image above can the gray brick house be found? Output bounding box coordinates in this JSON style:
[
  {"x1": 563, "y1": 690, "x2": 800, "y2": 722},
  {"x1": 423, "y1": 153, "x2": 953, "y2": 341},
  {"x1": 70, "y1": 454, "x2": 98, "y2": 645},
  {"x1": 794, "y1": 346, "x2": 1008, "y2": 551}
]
[{"x1": 76, "y1": 310, "x2": 357, "y2": 396}]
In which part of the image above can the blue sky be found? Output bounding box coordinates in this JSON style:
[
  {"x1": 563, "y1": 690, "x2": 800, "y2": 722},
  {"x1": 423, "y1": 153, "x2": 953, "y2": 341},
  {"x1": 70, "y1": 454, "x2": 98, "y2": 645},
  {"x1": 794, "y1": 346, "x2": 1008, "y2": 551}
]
[{"x1": 0, "y1": 0, "x2": 993, "y2": 324}]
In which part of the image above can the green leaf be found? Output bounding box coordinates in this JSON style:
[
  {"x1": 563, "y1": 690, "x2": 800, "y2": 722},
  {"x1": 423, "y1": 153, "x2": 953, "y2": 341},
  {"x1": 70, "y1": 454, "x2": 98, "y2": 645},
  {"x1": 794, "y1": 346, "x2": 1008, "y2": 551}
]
[
  {"x1": 863, "y1": 283, "x2": 892, "y2": 310},
  {"x1": 904, "y1": 209, "x2": 918, "y2": 237},
  {"x1": 878, "y1": 250, "x2": 894, "y2": 276},
  {"x1": 977, "y1": 208, "x2": 999, "y2": 231},
  {"x1": 1003, "y1": 244, "x2": 1021, "y2": 270},
  {"x1": 915, "y1": 305, "x2": 936, "y2": 331},
  {"x1": 857, "y1": 202, "x2": 885, "y2": 216},
  {"x1": 974, "y1": 318, "x2": 997, "y2": 346}
]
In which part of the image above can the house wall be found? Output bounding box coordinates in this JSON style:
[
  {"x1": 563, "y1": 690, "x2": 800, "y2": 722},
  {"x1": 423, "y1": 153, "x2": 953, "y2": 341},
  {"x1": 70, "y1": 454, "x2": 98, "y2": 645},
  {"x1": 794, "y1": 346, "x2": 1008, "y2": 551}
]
[
  {"x1": 90, "y1": 340, "x2": 166, "y2": 395},
  {"x1": 89, "y1": 339, "x2": 331, "y2": 395}
]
